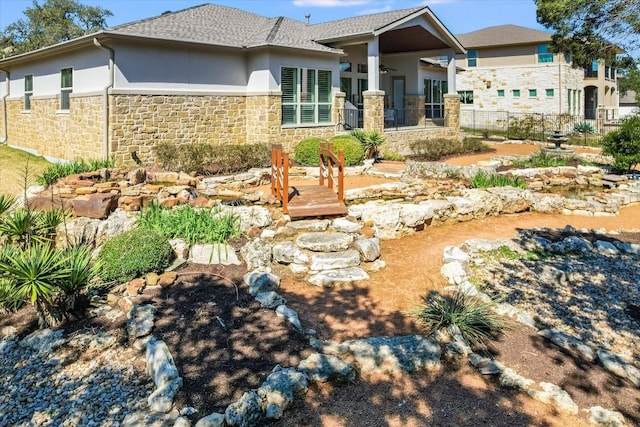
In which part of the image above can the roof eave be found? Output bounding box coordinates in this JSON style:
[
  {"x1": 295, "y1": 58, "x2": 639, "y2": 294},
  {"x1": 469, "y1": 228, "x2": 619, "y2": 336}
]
[{"x1": 0, "y1": 31, "x2": 107, "y2": 66}]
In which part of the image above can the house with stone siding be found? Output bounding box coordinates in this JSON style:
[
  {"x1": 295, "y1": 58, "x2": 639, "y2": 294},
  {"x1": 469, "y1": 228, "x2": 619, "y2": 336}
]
[
  {"x1": 453, "y1": 25, "x2": 620, "y2": 121},
  {"x1": 0, "y1": 3, "x2": 465, "y2": 165}
]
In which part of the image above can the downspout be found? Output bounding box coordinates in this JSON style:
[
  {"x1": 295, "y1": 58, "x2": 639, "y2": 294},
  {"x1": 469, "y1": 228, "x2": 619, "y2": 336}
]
[
  {"x1": 0, "y1": 68, "x2": 9, "y2": 144},
  {"x1": 93, "y1": 38, "x2": 114, "y2": 160}
]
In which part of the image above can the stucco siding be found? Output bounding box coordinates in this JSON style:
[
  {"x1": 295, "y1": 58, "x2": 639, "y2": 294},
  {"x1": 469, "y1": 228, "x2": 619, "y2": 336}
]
[{"x1": 113, "y1": 43, "x2": 248, "y2": 92}]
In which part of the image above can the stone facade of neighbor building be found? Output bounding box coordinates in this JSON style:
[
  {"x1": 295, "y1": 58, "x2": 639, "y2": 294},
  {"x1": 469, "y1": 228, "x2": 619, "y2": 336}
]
[
  {"x1": 0, "y1": 3, "x2": 465, "y2": 166},
  {"x1": 453, "y1": 25, "x2": 619, "y2": 120}
]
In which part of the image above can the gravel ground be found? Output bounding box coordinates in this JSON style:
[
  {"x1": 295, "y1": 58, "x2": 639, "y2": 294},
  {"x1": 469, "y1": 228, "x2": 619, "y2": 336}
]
[
  {"x1": 0, "y1": 328, "x2": 151, "y2": 427},
  {"x1": 469, "y1": 231, "x2": 640, "y2": 365}
]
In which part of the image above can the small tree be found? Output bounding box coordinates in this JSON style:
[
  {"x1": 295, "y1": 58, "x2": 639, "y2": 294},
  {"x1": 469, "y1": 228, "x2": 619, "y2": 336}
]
[{"x1": 601, "y1": 115, "x2": 640, "y2": 173}]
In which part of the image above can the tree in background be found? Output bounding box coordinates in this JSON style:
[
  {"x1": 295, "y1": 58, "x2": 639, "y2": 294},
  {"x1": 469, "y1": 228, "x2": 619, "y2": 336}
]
[
  {"x1": 1, "y1": 0, "x2": 112, "y2": 56},
  {"x1": 535, "y1": 0, "x2": 639, "y2": 68}
]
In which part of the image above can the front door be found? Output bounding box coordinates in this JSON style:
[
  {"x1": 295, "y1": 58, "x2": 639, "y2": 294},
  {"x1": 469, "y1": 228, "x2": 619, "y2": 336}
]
[{"x1": 392, "y1": 77, "x2": 405, "y2": 124}]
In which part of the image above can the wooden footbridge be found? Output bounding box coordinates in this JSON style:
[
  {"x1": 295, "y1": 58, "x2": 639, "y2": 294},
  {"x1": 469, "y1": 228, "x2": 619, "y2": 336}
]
[{"x1": 271, "y1": 142, "x2": 347, "y2": 219}]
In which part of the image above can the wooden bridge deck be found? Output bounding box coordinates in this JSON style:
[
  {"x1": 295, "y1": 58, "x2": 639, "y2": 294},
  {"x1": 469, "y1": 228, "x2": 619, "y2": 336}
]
[{"x1": 285, "y1": 185, "x2": 348, "y2": 219}]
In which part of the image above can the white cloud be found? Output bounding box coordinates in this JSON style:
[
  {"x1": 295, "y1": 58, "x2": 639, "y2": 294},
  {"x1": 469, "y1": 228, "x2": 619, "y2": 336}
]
[{"x1": 293, "y1": 0, "x2": 371, "y2": 6}]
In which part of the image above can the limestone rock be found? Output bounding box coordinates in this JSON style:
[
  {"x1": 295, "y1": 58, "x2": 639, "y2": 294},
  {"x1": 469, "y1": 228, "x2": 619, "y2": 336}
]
[
  {"x1": 286, "y1": 219, "x2": 330, "y2": 232},
  {"x1": 296, "y1": 232, "x2": 354, "y2": 252},
  {"x1": 297, "y1": 353, "x2": 356, "y2": 383},
  {"x1": 309, "y1": 250, "x2": 361, "y2": 271},
  {"x1": 146, "y1": 336, "x2": 180, "y2": 388},
  {"x1": 122, "y1": 411, "x2": 183, "y2": 427},
  {"x1": 442, "y1": 246, "x2": 470, "y2": 266},
  {"x1": 587, "y1": 406, "x2": 627, "y2": 427},
  {"x1": 354, "y1": 237, "x2": 381, "y2": 262},
  {"x1": 539, "y1": 329, "x2": 595, "y2": 362},
  {"x1": 257, "y1": 367, "x2": 308, "y2": 420},
  {"x1": 308, "y1": 267, "x2": 369, "y2": 287},
  {"x1": 169, "y1": 238, "x2": 190, "y2": 260},
  {"x1": 331, "y1": 217, "x2": 362, "y2": 233},
  {"x1": 486, "y1": 187, "x2": 533, "y2": 213},
  {"x1": 272, "y1": 242, "x2": 309, "y2": 265},
  {"x1": 527, "y1": 382, "x2": 579, "y2": 414},
  {"x1": 255, "y1": 291, "x2": 286, "y2": 309},
  {"x1": 499, "y1": 368, "x2": 534, "y2": 390},
  {"x1": 275, "y1": 305, "x2": 302, "y2": 331},
  {"x1": 223, "y1": 206, "x2": 272, "y2": 231},
  {"x1": 224, "y1": 391, "x2": 263, "y2": 427},
  {"x1": 190, "y1": 243, "x2": 240, "y2": 265},
  {"x1": 440, "y1": 261, "x2": 468, "y2": 285},
  {"x1": 244, "y1": 271, "x2": 280, "y2": 296},
  {"x1": 148, "y1": 377, "x2": 183, "y2": 413},
  {"x1": 158, "y1": 271, "x2": 178, "y2": 288},
  {"x1": 195, "y1": 413, "x2": 225, "y2": 427},
  {"x1": 345, "y1": 335, "x2": 441, "y2": 374},
  {"x1": 597, "y1": 349, "x2": 640, "y2": 387},
  {"x1": 240, "y1": 238, "x2": 272, "y2": 270}
]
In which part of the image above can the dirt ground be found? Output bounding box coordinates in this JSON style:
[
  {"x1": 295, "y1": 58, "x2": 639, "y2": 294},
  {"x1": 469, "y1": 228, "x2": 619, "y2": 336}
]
[{"x1": 3, "y1": 142, "x2": 639, "y2": 426}]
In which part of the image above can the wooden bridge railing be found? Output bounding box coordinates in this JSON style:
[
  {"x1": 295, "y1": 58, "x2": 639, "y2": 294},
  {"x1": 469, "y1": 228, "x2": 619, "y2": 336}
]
[
  {"x1": 271, "y1": 144, "x2": 289, "y2": 213},
  {"x1": 319, "y1": 142, "x2": 345, "y2": 201}
]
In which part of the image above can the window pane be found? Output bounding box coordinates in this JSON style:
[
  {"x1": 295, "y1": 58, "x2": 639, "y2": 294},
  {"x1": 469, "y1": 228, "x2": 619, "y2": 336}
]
[
  {"x1": 318, "y1": 70, "x2": 331, "y2": 103},
  {"x1": 61, "y1": 89, "x2": 71, "y2": 110},
  {"x1": 424, "y1": 79, "x2": 432, "y2": 103},
  {"x1": 513, "y1": 89, "x2": 520, "y2": 97},
  {"x1": 442, "y1": 81, "x2": 448, "y2": 97},
  {"x1": 300, "y1": 69, "x2": 315, "y2": 103},
  {"x1": 300, "y1": 104, "x2": 315, "y2": 123},
  {"x1": 318, "y1": 104, "x2": 331, "y2": 123},
  {"x1": 529, "y1": 89, "x2": 537, "y2": 97},
  {"x1": 546, "y1": 89, "x2": 554, "y2": 97},
  {"x1": 497, "y1": 90, "x2": 505, "y2": 97},
  {"x1": 282, "y1": 105, "x2": 297, "y2": 125},
  {"x1": 433, "y1": 80, "x2": 441, "y2": 103},
  {"x1": 340, "y1": 77, "x2": 352, "y2": 98},
  {"x1": 281, "y1": 67, "x2": 297, "y2": 103},
  {"x1": 24, "y1": 75, "x2": 33, "y2": 92},
  {"x1": 61, "y1": 68, "x2": 73, "y2": 88},
  {"x1": 24, "y1": 94, "x2": 31, "y2": 110},
  {"x1": 468, "y1": 50, "x2": 477, "y2": 67},
  {"x1": 340, "y1": 62, "x2": 351, "y2": 72},
  {"x1": 357, "y1": 64, "x2": 368, "y2": 73}
]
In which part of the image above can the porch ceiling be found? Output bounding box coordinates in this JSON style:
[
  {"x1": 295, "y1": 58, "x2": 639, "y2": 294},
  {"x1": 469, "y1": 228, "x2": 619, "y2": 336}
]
[{"x1": 379, "y1": 26, "x2": 449, "y2": 54}]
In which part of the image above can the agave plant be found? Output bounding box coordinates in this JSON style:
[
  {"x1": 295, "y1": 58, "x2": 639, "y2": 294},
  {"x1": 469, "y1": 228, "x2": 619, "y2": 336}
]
[
  {"x1": 56, "y1": 245, "x2": 101, "y2": 316},
  {"x1": 0, "y1": 277, "x2": 21, "y2": 313},
  {"x1": 350, "y1": 129, "x2": 386, "y2": 159},
  {"x1": 0, "y1": 208, "x2": 39, "y2": 248}
]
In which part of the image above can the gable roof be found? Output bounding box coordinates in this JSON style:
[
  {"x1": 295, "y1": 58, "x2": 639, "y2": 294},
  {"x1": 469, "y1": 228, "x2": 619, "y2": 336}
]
[{"x1": 456, "y1": 25, "x2": 552, "y2": 49}]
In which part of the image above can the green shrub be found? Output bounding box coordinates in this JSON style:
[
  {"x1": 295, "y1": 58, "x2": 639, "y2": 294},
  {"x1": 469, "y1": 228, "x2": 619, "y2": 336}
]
[
  {"x1": 138, "y1": 202, "x2": 242, "y2": 245},
  {"x1": 155, "y1": 143, "x2": 270, "y2": 175},
  {"x1": 37, "y1": 158, "x2": 115, "y2": 186},
  {"x1": 412, "y1": 291, "x2": 510, "y2": 346},
  {"x1": 97, "y1": 228, "x2": 173, "y2": 283},
  {"x1": 511, "y1": 151, "x2": 575, "y2": 168},
  {"x1": 409, "y1": 138, "x2": 487, "y2": 161},
  {"x1": 471, "y1": 170, "x2": 526, "y2": 189},
  {"x1": 508, "y1": 115, "x2": 541, "y2": 140},
  {"x1": 601, "y1": 115, "x2": 640, "y2": 173},
  {"x1": 381, "y1": 150, "x2": 406, "y2": 162},
  {"x1": 293, "y1": 136, "x2": 364, "y2": 166}
]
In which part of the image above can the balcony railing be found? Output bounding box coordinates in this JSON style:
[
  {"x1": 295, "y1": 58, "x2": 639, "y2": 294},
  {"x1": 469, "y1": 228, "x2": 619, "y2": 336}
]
[{"x1": 337, "y1": 108, "x2": 446, "y2": 131}]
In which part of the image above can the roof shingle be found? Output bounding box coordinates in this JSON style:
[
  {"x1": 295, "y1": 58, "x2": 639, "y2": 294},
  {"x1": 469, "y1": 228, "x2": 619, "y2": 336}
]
[{"x1": 456, "y1": 25, "x2": 552, "y2": 48}]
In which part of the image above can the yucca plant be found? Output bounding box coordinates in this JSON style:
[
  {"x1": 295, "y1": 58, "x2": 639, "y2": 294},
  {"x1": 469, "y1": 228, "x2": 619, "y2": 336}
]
[
  {"x1": 0, "y1": 194, "x2": 17, "y2": 217},
  {"x1": 55, "y1": 245, "x2": 101, "y2": 317},
  {"x1": 0, "y1": 208, "x2": 39, "y2": 248},
  {"x1": 351, "y1": 129, "x2": 386, "y2": 159},
  {"x1": 412, "y1": 291, "x2": 510, "y2": 346},
  {"x1": 0, "y1": 277, "x2": 21, "y2": 313}
]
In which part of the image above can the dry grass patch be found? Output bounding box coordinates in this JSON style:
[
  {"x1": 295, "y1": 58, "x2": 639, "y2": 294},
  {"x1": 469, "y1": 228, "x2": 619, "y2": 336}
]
[{"x1": 0, "y1": 145, "x2": 51, "y2": 196}]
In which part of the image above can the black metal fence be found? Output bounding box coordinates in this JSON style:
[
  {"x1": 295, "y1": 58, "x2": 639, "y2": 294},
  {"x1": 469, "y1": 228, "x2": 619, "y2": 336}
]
[
  {"x1": 460, "y1": 110, "x2": 622, "y2": 146},
  {"x1": 337, "y1": 108, "x2": 446, "y2": 131}
]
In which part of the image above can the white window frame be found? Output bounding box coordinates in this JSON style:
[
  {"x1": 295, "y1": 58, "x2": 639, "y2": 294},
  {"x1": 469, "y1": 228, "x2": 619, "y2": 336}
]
[
  {"x1": 24, "y1": 74, "x2": 33, "y2": 111},
  {"x1": 281, "y1": 67, "x2": 332, "y2": 126},
  {"x1": 60, "y1": 67, "x2": 73, "y2": 111}
]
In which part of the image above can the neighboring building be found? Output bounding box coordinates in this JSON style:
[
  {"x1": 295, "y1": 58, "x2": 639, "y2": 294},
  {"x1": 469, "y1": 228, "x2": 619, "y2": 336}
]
[
  {"x1": 0, "y1": 3, "x2": 465, "y2": 164},
  {"x1": 618, "y1": 88, "x2": 638, "y2": 119},
  {"x1": 453, "y1": 25, "x2": 619, "y2": 120}
]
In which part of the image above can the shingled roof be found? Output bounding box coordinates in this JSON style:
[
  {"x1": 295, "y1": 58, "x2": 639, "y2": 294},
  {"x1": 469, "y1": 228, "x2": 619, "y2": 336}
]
[
  {"x1": 456, "y1": 25, "x2": 552, "y2": 48},
  {"x1": 311, "y1": 6, "x2": 426, "y2": 41},
  {"x1": 110, "y1": 3, "x2": 338, "y2": 53}
]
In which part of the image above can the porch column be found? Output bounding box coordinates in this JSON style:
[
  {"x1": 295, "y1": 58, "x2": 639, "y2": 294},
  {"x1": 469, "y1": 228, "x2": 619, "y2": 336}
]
[
  {"x1": 367, "y1": 38, "x2": 380, "y2": 91},
  {"x1": 363, "y1": 90, "x2": 385, "y2": 133},
  {"x1": 333, "y1": 91, "x2": 346, "y2": 126},
  {"x1": 444, "y1": 93, "x2": 460, "y2": 137},
  {"x1": 447, "y1": 57, "x2": 457, "y2": 93}
]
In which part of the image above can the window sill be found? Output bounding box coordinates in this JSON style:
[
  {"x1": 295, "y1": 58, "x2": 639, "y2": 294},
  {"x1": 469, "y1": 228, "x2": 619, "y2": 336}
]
[
  {"x1": 56, "y1": 110, "x2": 70, "y2": 115},
  {"x1": 20, "y1": 110, "x2": 32, "y2": 114},
  {"x1": 282, "y1": 122, "x2": 333, "y2": 129}
]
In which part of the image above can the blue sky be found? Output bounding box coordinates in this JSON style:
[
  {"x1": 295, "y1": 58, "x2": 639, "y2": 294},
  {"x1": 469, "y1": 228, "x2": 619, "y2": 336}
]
[{"x1": 0, "y1": 0, "x2": 547, "y2": 35}]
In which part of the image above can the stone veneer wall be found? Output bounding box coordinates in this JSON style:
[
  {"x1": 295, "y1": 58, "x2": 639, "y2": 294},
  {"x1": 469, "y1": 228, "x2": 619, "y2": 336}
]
[
  {"x1": 444, "y1": 94, "x2": 461, "y2": 140},
  {"x1": 363, "y1": 91, "x2": 385, "y2": 133},
  {"x1": 109, "y1": 94, "x2": 247, "y2": 165},
  {"x1": 383, "y1": 127, "x2": 457, "y2": 156},
  {"x1": 4, "y1": 95, "x2": 104, "y2": 160},
  {"x1": 246, "y1": 95, "x2": 281, "y2": 147}
]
